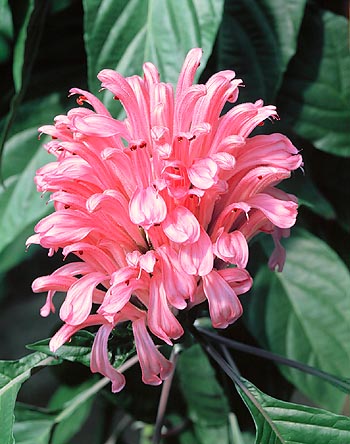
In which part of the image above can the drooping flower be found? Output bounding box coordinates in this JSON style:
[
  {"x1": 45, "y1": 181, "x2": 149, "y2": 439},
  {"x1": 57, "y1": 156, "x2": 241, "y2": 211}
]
[{"x1": 28, "y1": 48, "x2": 302, "y2": 392}]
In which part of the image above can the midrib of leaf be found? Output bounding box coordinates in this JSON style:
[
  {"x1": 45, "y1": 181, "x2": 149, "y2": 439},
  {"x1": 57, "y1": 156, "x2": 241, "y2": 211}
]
[
  {"x1": 238, "y1": 382, "x2": 284, "y2": 443},
  {"x1": 206, "y1": 346, "x2": 285, "y2": 443}
]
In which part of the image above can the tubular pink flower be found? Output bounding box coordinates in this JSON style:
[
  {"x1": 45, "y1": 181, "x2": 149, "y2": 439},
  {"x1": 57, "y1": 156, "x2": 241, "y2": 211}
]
[{"x1": 29, "y1": 48, "x2": 302, "y2": 391}]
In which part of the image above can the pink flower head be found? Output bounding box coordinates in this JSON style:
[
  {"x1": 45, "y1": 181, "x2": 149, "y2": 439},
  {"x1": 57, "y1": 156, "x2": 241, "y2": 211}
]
[{"x1": 29, "y1": 48, "x2": 302, "y2": 390}]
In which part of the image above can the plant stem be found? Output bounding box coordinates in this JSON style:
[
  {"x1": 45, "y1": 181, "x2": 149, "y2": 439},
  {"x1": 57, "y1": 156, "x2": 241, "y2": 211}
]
[
  {"x1": 196, "y1": 327, "x2": 350, "y2": 393},
  {"x1": 152, "y1": 348, "x2": 179, "y2": 444},
  {"x1": 202, "y1": 340, "x2": 284, "y2": 442}
]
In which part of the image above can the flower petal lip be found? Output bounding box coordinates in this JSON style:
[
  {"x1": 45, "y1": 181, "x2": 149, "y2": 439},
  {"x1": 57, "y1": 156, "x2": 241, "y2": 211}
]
[
  {"x1": 162, "y1": 206, "x2": 200, "y2": 244},
  {"x1": 203, "y1": 270, "x2": 244, "y2": 329},
  {"x1": 129, "y1": 186, "x2": 167, "y2": 230}
]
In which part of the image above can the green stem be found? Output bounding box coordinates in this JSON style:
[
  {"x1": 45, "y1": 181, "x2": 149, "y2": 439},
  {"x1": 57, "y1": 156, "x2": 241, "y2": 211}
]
[
  {"x1": 196, "y1": 327, "x2": 350, "y2": 393},
  {"x1": 202, "y1": 340, "x2": 284, "y2": 443},
  {"x1": 54, "y1": 354, "x2": 139, "y2": 424},
  {"x1": 152, "y1": 348, "x2": 179, "y2": 444}
]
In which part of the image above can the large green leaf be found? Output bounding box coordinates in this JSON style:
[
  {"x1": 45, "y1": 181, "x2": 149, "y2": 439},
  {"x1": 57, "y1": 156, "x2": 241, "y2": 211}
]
[
  {"x1": 0, "y1": 0, "x2": 13, "y2": 64},
  {"x1": 13, "y1": 378, "x2": 104, "y2": 444},
  {"x1": 47, "y1": 380, "x2": 97, "y2": 444},
  {"x1": 0, "y1": 352, "x2": 57, "y2": 444},
  {"x1": 177, "y1": 344, "x2": 231, "y2": 444},
  {"x1": 247, "y1": 228, "x2": 350, "y2": 412},
  {"x1": 217, "y1": 0, "x2": 307, "y2": 103},
  {"x1": 28, "y1": 328, "x2": 135, "y2": 370},
  {"x1": 83, "y1": 0, "x2": 224, "y2": 94},
  {"x1": 0, "y1": 94, "x2": 66, "y2": 272},
  {"x1": 280, "y1": 173, "x2": 336, "y2": 220},
  {"x1": 12, "y1": 417, "x2": 53, "y2": 444},
  {"x1": 278, "y1": 6, "x2": 350, "y2": 156},
  {"x1": 0, "y1": 144, "x2": 53, "y2": 255},
  {"x1": 27, "y1": 331, "x2": 95, "y2": 368},
  {"x1": 0, "y1": 0, "x2": 49, "y2": 162},
  {"x1": 237, "y1": 378, "x2": 350, "y2": 444}
]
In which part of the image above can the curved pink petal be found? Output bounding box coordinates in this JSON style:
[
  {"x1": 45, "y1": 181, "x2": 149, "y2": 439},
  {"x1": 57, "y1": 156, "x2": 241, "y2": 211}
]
[
  {"x1": 214, "y1": 229, "x2": 249, "y2": 268},
  {"x1": 175, "y1": 48, "x2": 203, "y2": 99},
  {"x1": 133, "y1": 317, "x2": 173, "y2": 385},
  {"x1": 162, "y1": 206, "x2": 200, "y2": 244},
  {"x1": 157, "y1": 245, "x2": 196, "y2": 309},
  {"x1": 90, "y1": 324, "x2": 126, "y2": 393},
  {"x1": 60, "y1": 272, "x2": 107, "y2": 325},
  {"x1": 203, "y1": 270, "x2": 243, "y2": 329},
  {"x1": 188, "y1": 158, "x2": 218, "y2": 190},
  {"x1": 217, "y1": 268, "x2": 253, "y2": 295},
  {"x1": 247, "y1": 193, "x2": 298, "y2": 229},
  {"x1": 98, "y1": 267, "x2": 143, "y2": 320},
  {"x1": 129, "y1": 186, "x2": 167, "y2": 230},
  {"x1": 268, "y1": 227, "x2": 290, "y2": 272},
  {"x1": 49, "y1": 314, "x2": 107, "y2": 352},
  {"x1": 148, "y1": 273, "x2": 184, "y2": 344},
  {"x1": 179, "y1": 228, "x2": 213, "y2": 276}
]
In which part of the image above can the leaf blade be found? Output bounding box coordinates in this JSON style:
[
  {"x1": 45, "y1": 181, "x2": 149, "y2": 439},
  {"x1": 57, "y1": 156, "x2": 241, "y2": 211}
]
[
  {"x1": 278, "y1": 6, "x2": 350, "y2": 156},
  {"x1": 217, "y1": 0, "x2": 307, "y2": 103},
  {"x1": 83, "y1": 0, "x2": 224, "y2": 93},
  {"x1": 248, "y1": 228, "x2": 350, "y2": 412},
  {"x1": 237, "y1": 378, "x2": 350, "y2": 444},
  {"x1": 0, "y1": 353, "x2": 56, "y2": 444}
]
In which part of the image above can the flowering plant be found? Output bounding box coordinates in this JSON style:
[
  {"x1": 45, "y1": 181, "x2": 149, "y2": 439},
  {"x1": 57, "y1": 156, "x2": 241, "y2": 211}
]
[
  {"x1": 0, "y1": 2, "x2": 349, "y2": 443},
  {"x1": 27, "y1": 47, "x2": 302, "y2": 392}
]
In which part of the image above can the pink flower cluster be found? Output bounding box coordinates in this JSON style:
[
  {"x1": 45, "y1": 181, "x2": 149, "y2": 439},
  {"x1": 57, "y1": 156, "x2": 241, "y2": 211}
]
[{"x1": 28, "y1": 48, "x2": 302, "y2": 392}]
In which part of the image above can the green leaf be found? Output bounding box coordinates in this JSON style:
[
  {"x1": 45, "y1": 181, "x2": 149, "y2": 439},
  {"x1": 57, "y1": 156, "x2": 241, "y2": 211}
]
[
  {"x1": 177, "y1": 344, "x2": 230, "y2": 444},
  {"x1": 281, "y1": 173, "x2": 336, "y2": 220},
  {"x1": 0, "y1": 353, "x2": 57, "y2": 444},
  {"x1": 278, "y1": 6, "x2": 350, "y2": 156},
  {"x1": 13, "y1": 404, "x2": 53, "y2": 444},
  {"x1": 228, "y1": 412, "x2": 249, "y2": 444},
  {"x1": 13, "y1": 377, "x2": 104, "y2": 444},
  {"x1": 27, "y1": 331, "x2": 95, "y2": 368},
  {"x1": 0, "y1": 94, "x2": 66, "y2": 272},
  {"x1": 0, "y1": 0, "x2": 13, "y2": 64},
  {"x1": 295, "y1": 178, "x2": 336, "y2": 220},
  {"x1": 0, "y1": 0, "x2": 13, "y2": 40},
  {"x1": 11, "y1": 0, "x2": 35, "y2": 93},
  {"x1": 237, "y1": 378, "x2": 350, "y2": 444},
  {"x1": 0, "y1": 1, "x2": 49, "y2": 165},
  {"x1": 217, "y1": 0, "x2": 307, "y2": 103},
  {"x1": 83, "y1": 0, "x2": 224, "y2": 94},
  {"x1": 0, "y1": 143, "x2": 53, "y2": 257},
  {"x1": 10, "y1": 0, "x2": 48, "y2": 93},
  {"x1": 1, "y1": 93, "x2": 64, "y2": 180},
  {"x1": 248, "y1": 228, "x2": 350, "y2": 412},
  {"x1": 48, "y1": 380, "x2": 97, "y2": 444},
  {"x1": 13, "y1": 419, "x2": 53, "y2": 444},
  {"x1": 28, "y1": 328, "x2": 135, "y2": 370}
]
